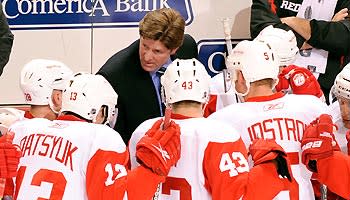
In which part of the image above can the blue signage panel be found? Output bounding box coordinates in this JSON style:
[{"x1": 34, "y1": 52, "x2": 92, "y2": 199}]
[
  {"x1": 1, "y1": 0, "x2": 193, "y2": 29},
  {"x1": 197, "y1": 39, "x2": 245, "y2": 77}
]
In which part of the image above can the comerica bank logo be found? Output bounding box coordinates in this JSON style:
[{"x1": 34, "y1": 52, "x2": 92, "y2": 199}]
[
  {"x1": 198, "y1": 39, "x2": 245, "y2": 77},
  {"x1": 2, "y1": 0, "x2": 193, "y2": 29}
]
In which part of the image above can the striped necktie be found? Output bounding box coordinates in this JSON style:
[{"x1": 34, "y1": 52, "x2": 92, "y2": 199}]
[
  {"x1": 156, "y1": 67, "x2": 166, "y2": 115},
  {"x1": 156, "y1": 67, "x2": 166, "y2": 78},
  {"x1": 156, "y1": 67, "x2": 166, "y2": 92}
]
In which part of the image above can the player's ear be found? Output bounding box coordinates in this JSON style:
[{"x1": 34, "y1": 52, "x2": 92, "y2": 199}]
[
  {"x1": 95, "y1": 105, "x2": 108, "y2": 124},
  {"x1": 170, "y1": 47, "x2": 179, "y2": 55},
  {"x1": 237, "y1": 71, "x2": 247, "y2": 88},
  {"x1": 235, "y1": 71, "x2": 248, "y2": 94},
  {"x1": 237, "y1": 70, "x2": 245, "y2": 83},
  {"x1": 51, "y1": 89, "x2": 62, "y2": 110}
]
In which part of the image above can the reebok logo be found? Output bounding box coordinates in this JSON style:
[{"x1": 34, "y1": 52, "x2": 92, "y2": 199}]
[
  {"x1": 263, "y1": 102, "x2": 284, "y2": 111},
  {"x1": 152, "y1": 144, "x2": 170, "y2": 162}
]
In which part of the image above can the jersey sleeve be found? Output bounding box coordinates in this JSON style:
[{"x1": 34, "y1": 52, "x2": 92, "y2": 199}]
[
  {"x1": 86, "y1": 149, "x2": 163, "y2": 200},
  {"x1": 307, "y1": 0, "x2": 350, "y2": 54},
  {"x1": 86, "y1": 148, "x2": 129, "y2": 199},
  {"x1": 203, "y1": 95, "x2": 218, "y2": 118},
  {"x1": 125, "y1": 166, "x2": 164, "y2": 199},
  {"x1": 203, "y1": 138, "x2": 294, "y2": 200},
  {"x1": 308, "y1": 19, "x2": 350, "y2": 55},
  {"x1": 316, "y1": 151, "x2": 350, "y2": 199},
  {"x1": 250, "y1": 0, "x2": 282, "y2": 37},
  {"x1": 86, "y1": 125, "x2": 164, "y2": 200}
]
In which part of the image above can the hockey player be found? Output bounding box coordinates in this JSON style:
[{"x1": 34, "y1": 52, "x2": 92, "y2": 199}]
[
  {"x1": 320, "y1": 64, "x2": 350, "y2": 199},
  {"x1": 209, "y1": 40, "x2": 330, "y2": 200},
  {"x1": 0, "y1": 108, "x2": 23, "y2": 200},
  {"x1": 19, "y1": 59, "x2": 73, "y2": 119},
  {"x1": 255, "y1": 25, "x2": 332, "y2": 200},
  {"x1": 0, "y1": 59, "x2": 74, "y2": 199},
  {"x1": 204, "y1": 69, "x2": 241, "y2": 117},
  {"x1": 328, "y1": 63, "x2": 350, "y2": 154},
  {"x1": 204, "y1": 26, "x2": 324, "y2": 117},
  {"x1": 129, "y1": 58, "x2": 295, "y2": 199},
  {"x1": 255, "y1": 26, "x2": 325, "y2": 101},
  {"x1": 301, "y1": 114, "x2": 350, "y2": 199},
  {"x1": 10, "y1": 73, "x2": 181, "y2": 199}
]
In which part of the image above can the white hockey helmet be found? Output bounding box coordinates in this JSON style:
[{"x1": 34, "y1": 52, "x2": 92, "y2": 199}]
[
  {"x1": 226, "y1": 40, "x2": 280, "y2": 96},
  {"x1": 61, "y1": 73, "x2": 118, "y2": 127},
  {"x1": 0, "y1": 108, "x2": 24, "y2": 136},
  {"x1": 161, "y1": 58, "x2": 210, "y2": 104},
  {"x1": 332, "y1": 63, "x2": 350, "y2": 100},
  {"x1": 20, "y1": 59, "x2": 73, "y2": 106},
  {"x1": 254, "y1": 25, "x2": 298, "y2": 66}
]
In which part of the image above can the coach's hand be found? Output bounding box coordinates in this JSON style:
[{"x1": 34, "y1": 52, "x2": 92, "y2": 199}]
[
  {"x1": 249, "y1": 139, "x2": 292, "y2": 181},
  {"x1": 136, "y1": 119, "x2": 181, "y2": 176}
]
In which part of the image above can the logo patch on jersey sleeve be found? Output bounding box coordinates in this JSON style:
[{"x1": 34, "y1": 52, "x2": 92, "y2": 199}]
[{"x1": 292, "y1": 73, "x2": 306, "y2": 87}]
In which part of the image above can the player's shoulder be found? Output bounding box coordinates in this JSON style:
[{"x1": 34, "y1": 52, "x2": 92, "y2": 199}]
[
  {"x1": 131, "y1": 117, "x2": 160, "y2": 138},
  {"x1": 284, "y1": 93, "x2": 322, "y2": 101},
  {"x1": 285, "y1": 93, "x2": 328, "y2": 108},
  {"x1": 87, "y1": 123, "x2": 124, "y2": 141},
  {"x1": 54, "y1": 120, "x2": 124, "y2": 144},
  {"x1": 328, "y1": 100, "x2": 341, "y2": 121},
  {"x1": 9, "y1": 117, "x2": 51, "y2": 130},
  {"x1": 95, "y1": 124, "x2": 126, "y2": 151},
  {"x1": 209, "y1": 102, "x2": 246, "y2": 119},
  {"x1": 129, "y1": 117, "x2": 160, "y2": 149},
  {"x1": 179, "y1": 117, "x2": 241, "y2": 143},
  {"x1": 74, "y1": 122, "x2": 126, "y2": 152},
  {"x1": 92, "y1": 122, "x2": 117, "y2": 133}
]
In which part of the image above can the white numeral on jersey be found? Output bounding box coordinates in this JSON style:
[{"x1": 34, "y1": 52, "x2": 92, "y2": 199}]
[
  {"x1": 105, "y1": 163, "x2": 127, "y2": 186},
  {"x1": 302, "y1": 141, "x2": 323, "y2": 150},
  {"x1": 219, "y1": 152, "x2": 249, "y2": 177}
]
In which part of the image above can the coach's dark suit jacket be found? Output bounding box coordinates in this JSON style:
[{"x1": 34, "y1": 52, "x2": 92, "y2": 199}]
[{"x1": 97, "y1": 34, "x2": 198, "y2": 144}]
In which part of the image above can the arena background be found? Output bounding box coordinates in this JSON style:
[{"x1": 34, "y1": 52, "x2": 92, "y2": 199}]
[{"x1": 0, "y1": 0, "x2": 252, "y2": 105}]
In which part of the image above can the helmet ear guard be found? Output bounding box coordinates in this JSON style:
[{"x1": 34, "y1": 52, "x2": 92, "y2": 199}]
[
  {"x1": 61, "y1": 73, "x2": 118, "y2": 126},
  {"x1": 161, "y1": 58, "x2": 211, "y2": 105},
  {"x1": 331, "y1": 63, "x2": 350, "y2": 105}
]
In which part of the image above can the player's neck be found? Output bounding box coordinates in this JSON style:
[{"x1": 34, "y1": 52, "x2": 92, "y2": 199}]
[
  {"x1": 244, "y1": 85, "x2": 274, "y2": 100},
  {"x1": 30, "y1": 105, "x2": 58, "y2": 120},
  {"x1": 172, "y1": 104, "x2": 203, "y2": 118}
]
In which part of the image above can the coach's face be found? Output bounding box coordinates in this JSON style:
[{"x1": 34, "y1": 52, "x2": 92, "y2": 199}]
[
  {"x1": 139, "y1": 37, "x2": 177, "y2": 72},
  {"x1": 338, "y1": 97, "x2": 350, "y2": 128}
]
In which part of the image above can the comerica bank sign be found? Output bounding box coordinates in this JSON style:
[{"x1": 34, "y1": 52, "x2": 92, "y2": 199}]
[{"x1": 2, "y1": 0, "x2": 193, "y2": 29}]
